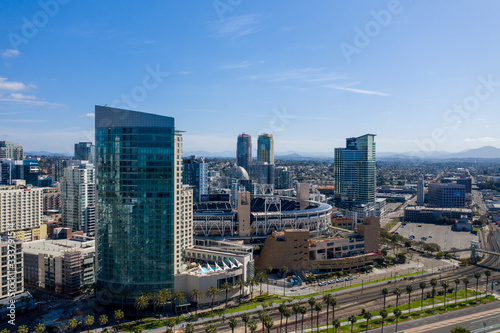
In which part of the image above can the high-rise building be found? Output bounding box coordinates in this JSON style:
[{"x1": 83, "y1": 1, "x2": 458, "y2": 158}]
[
  {"x1": 428, "y1": 183, "x2": 465, "y2": 208},
  {"x1": 457, "y1": 177, "x2": 472, "y2": 194},
  {"x1": 61, "y1": 162, "x2": 96, "y2": 236},
  {"x1": 74, "y1": 142, "x2": 96, "y2": 164},
  {"x1": 0, "y1": 185, "x2": 43, "y2": 233},
  {"x1": 257, "y1": 134, "x2": 274, "y2": 164},
  {"x1": 0, "y1": 141, "x2": 23, "y2": 160},
  {"x1": 417, "y1": 177, "x2": 424, "y2": 206},
  {"x1": 0, "y1": 159, "x2": 39, "y2": 186},
  {"x1": 95, "y1": 106, "x2": 188, "y2": 302},
  {"x1": 237, "y1": 134, "x2": 252, "y2": 171},
  {"x1": 22, "y1": 159, "x2": 39, "y2": 187},
  {"x1": 182, "y1": 155, "x2": 208, "y2": 202},
  {"x1": 275, "y1": 166, "x2": 294, "y2": 189},
  {"x1": 334, "y1": 134, "x2": 376, "y2": 217},
  {"x1": 0, "y1": 235, "x2": 23, "y2": 299},
  {"x1": 248, "y1": 162, "x2": 275, "y2": 185}
]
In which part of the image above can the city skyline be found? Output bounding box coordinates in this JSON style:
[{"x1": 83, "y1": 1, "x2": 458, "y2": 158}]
[{"x1": 2, "y1": 2, "x2": 500, "y2": 155}]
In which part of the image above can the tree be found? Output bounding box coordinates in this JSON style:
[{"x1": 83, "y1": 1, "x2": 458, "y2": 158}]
[
  {"x1": 283, "y1": 308, "x2": 292, "y2": 333},
  {"x1": 292, "y1": 303, "x2": 301, "y2": 333},
  {"x1": 430, "y1": 278, "x2": 438, "y2": 309},
  {"x1": 379, "y1": 309, "x2": 388, "y2": 333},
  {"x1": 172, "y1": 292, "x2": 186, "y2": 314},
  {"x1": 114, "y1": 309, "x2": 124, "y2": 325},
  {"x1": 419, "y1": 281, "x2": 427, "y2": 311},
  {"x1": 363, "y1": 311, "x2": 372, "y2": 333},
  {"x1": 474, "y1": 272, "x2": 481, "y2": 300},
  {"x1": 120, "y1": 289, "x2": 133, "y2": 311},
  {"x1": 160, "y1": 288, "x2": 172, "y2": 312},
  {"x1": 166, "y1": 318, "x2": 177, "y2": 332},
  {"x1": 258, "y1": 310, "x2": 269, "y2": 333},
  {"x1": 189, "y1": 289, "x2": 204, "y2": 314},
  {"x1": 441, "y1": 280, "x2": 450, "y2": 306},
  {"x1": 256, "y1": 271, "x2": 266, "y2": 295},
  {"x1": 236, "y1": 279, "x2": 247, "y2": 304},
  {"x1": 450, "y1": 327, "x2": 470, "y2": 333},
  {"x1": 221, "y1": 282, "x2": 234, "y2": 308},
  {"x1": 382, "y1": 287, "x2": 389, "y2": 309},
  {"x1": 463, "y1": 278, "x2": 470, "y2": 301},
  {"x1": 314, "y1": 303, "x2": 323, "y2": 333},
  {"x1": 99, "y1": 314, "x2": 108, "y2": 326},
  {"x1": 135, "y1": 295, "x2": 149, "y2": 316},
  {"x1": 393, "y1": 308, "x2": 402, "y2": 333},
  {"x1": 333, "y1": 319, "x2": 341, "y2": 333},
  {"x1": 206, "y1": 287, "x2": 221, "y2": 315},
  {"x1": 485, "y1": 270, "x2": 492, "y2": 296},
  {"x1": 406, "y1": 284, "x2": 413, "y2": 315},
  {"x1": 393, "y1": 287, "x2": 402, "y2": 308},
  {"x1": 265, "y1": 264, "x2": 273, "y2": 294},
  {"x1": 17, "y1": 325, "x2": 29, "y2": 333},
  {"x1": 83, "y1": 315, "x2": 94, "y2": 333},
  {"x1": 348, "y1": 314, "x2": 357, "y2": 333},
  {"x1": 299, "y1": 306, "x2": 308, "y2": 333},
  {"x1": 454, "y1": 278, "x2": 461, "y2": 304},
  {"x1": 228, "y1": 317, "x2": 238, "y2": 333},
  {"x1": 323, "y1": 294, "x2": 332, "y2": 333},
  {"x1": 279, "y1": 303, "x2": 288, "y2": 332},
  {"x1": 247, "y1": 277, "x2": 258, "y2": 296},
  {"x1": 1, "y1": 329, "x2": 10, "y2": 333},
  {"x1": 281, "y1": 266, "x2": 289, "y2": 296},
  {"x1": 35, "y1": 324, "x2": 45, "y2": 333},
  {"x1": 308, "y1": 297, "x2": 316, "y2": 330},
  {"x1": 205, "y1": 324, "x2": 217, "y2": 333},
  {"x1": 241, "y1": 312, "x2": 250, "y2": 333},
  {"x1": 328, "y1": 296, "x2": 337, "y2": 323},
  {"x1": 263, "y1": 315, "x2": 274, "y2": 333},
  {"x1": 185, "y1": 323, "x2": 194, "y2": 333},
  {"x1": 248, "y1": 320, "x2": 257, "y2": 333}
]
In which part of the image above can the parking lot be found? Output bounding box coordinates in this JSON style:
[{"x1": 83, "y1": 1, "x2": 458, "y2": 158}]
[{"x1": 396, "y1": 222, "x2": 478, "y2": 252}]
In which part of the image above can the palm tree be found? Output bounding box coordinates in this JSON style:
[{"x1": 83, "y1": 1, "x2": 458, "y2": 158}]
[
  {"x1": 189, "y1": 289, "x2": 204, "y2": 314},
  {"x1": 173, "y1": 292, "x2": 186, "y2": 314},
  {"x1": 419, "y1": 281, "x2": 426, "y2": 311},
  {"x1": 135, "y1": 295, "x2": 149, "y2": 318},
  {"x1": 394, "y1": 308, "x2": 402, "y2": 332},
  {"x1": 279, "y1": 303, "x2": 287, "y2": 332},
  {"x1": 348, "y1": 314, "x2": 357, "y2": 333},
  {"x1": 308, "y1": 297, "x2": 316, "y2": 329},
  {"x1": 474, "y1": 272, "x2": 481, "y2": 300},
  {"x1": 454, "y1": 278, "x2": 461, "y2": 304},
  {"x1": 160, "y1": 288, "x2": 172, "y2": 313},
  {"x1": 430, "y1": 278, "x2": 438, "y2": 309},
  {"x1": 333, "y1": 319, "x2": 341, "y2": 333},
  {"x1": 323, "y1": 294, "x2": 332, "y2": 333},
  {"x1": 120, "y1": 289, "x2": 133, "y2": 311},
  {"x1": 229, "y1": 317, "x2": 238, "y2": 333},
  {"x1": 442, "y1": 280, "x2": 450, "y2": 306},
  {"x1": 265, "y1": 264, "x2": 273, "y2": 294},
  {"x1": 205, "y1": 324, "x2": 217, "y2": 333},
  {"x1": 17, "y1": 325, "x2": 29, "y2": 333},
  {"x1": 485, "y1": 270, "x2": 492, "y2": 296},
  {"x1": 166, "y1": 318, "x2": 178, "y2": 333},
  {"x1": 83, "y1": 315, "x2": 94, "y2": 333},
  {"x1": 379, "y1": 309, "x2": 388, "y2": 333},
  {"x1": 114, "y1": 309, "x2": 124, "y2": 325},
  {"x1": 463, "y1": 278, "x2": 470, "y2": 301},
  {"x1": 248, "y1": 320, "x2": 257, "y2": 333},
  {"x1": 256, "y1": 271, "x2": 266, "y2": 294},
  {"x1": 247, "y1": 277, "x2": 258, "y2": 296},
  {"x1": 406, "y1": 284, "x2": 413, "y2": 315},
  {"x1": 363, "y1": 311, "x2": 372, "y2": 333},
  {"x1": 99, "y1": 314, "x2": 108, "y2": 326},
  {"x1": 35, "y1": 323, "x2": 45, "y2": 333},
  {"x1": 236, "y1": 279, "x2": 247, "y2": 304},
  {"x1": 382, "y1": 287, "x2": 389, "y2": 309},
  {"x1": 206, "y1": 287, "x2": 221, "y2": 315},
  {"x1": 299, "y1": 305, "x2": 308, "y2": 333},
  {"x1": 314, "y1": 303, "x2": 323, "y2": 333},
  {"x1": 1, "y1": 328, "x2": 10, "y2": 333},
  {"x1": 221, "y1": 282, "x2": 234, "y2": 308},
  {"x1": 263, "y1": 315, "x2": 274, "y2": 333},
  {"x1": 284, "y1": 308, "x2": 292, "y2": 333},
  {"x1": 328, "y1": 296, "x2": 337, "y2": 323},
  {"x1": 393, "y1": 287, "x2": 402, "y2": 308},
  {"x1": 292, "y1": 303, "x2": 301, "y2": 333},
  {"x1": 281, "y1": 266, "x2": 289, "y2": 296},
  {"x1": 258, "y1": 310, "x2": 269, "y2": 333},
  {"x1": 185, "y1": 323, "x2": 194, "y2": 333},
  {"x1": 241, "y1": 313, "x2": 250, "y2": 333}
]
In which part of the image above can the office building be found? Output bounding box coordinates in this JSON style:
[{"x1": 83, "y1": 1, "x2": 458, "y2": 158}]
[
  {"x1": 74, "y1": 142, "x2": 96, "y2": 164},
  {"x1": 248, "y1": 162, "x2": 275, "y2": 185},
  {"x1": 428, "y1": 183, "x2": 466, "y2": 208},
  {"x1": 236, "y1": 134, "x2": 252, "y2": 171},
  {"x1": 23, "y1": 236, "x2": 95, "y2": 295},
  {"x1": 457, "y1": 177, "x2": 472, "y2": 194},
  {"x1": 0, "y1": 159, "x2": 38, "y2": 186},
  {"x1": 257, "y1": 134, "x2": 274, "y2": 164},
  {"x1": 182, "y1": 155, "x2": 208, "y2": 202},
  {"x1": 0, "y1": 185, "x2": 43, "y2": 233},
  {"x1": 0, "y1": 235, "x2": 23, "y2": 299},
  {"x1": 22, "y1": 160, "x2": 39, "y2": 187},
  {"x1": 417, "y1": 177, "x2": 424, "y2": 206},
  {"x1": 404, "y1": 206, "x2": 473, "y2": 223},
  {"x1": 275, "y1": 166, "x2": 294, "y2": 189},
  {"x1": 61, "y1": 162, "x2": 96, "y2": 236},
  {"x1": 0, "y1": 141, "x2": 23, "y2": 160},
  {"x1": 95, "y1": 106, "x2": 183, "y2": 302},
  {"x1": 334, "y1": 134, "x2": 376, "y2": 217}
]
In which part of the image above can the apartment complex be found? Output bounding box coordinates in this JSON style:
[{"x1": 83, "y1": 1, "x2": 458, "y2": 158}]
[
  {"x1": 257, "y1": 134, "x2": 274, "y2": 164},
  {"x1": 428, "y1": 183, "x2": 466, "y2": 208},
  {"x1": 43, "y1": 187, "x2": 61, "y2": 213},
  {"x1": 182, "y1": 155, "x2": 208, "y2": 203},
  {"x1": 0, "y1": 141, "x2": 23, "y2": 160},
  {"x1": 0, "y1": 185, "x2": 43, "y2": 233},
  {"x1": 236, "y1": 133, "x2": 252, "y2": 171},
  {"x1": 0, "y1": 235, "x2": 23, "y2": 299}
]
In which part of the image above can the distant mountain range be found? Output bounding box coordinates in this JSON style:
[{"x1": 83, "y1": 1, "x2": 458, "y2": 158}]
[{"x1": 25, "y1": 151, "x2": 70, "y2": 157}]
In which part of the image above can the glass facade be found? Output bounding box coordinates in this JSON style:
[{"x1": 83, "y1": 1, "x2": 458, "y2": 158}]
[
  {"x1": 237, "y1": 134, "x2": 251, "y2": 171},
  {"x1": 257, "y1": 134, "x2": 274, "y2": 164},
  {"x1": 95, "y1": 106, "x2": 176, "y2": 300}
]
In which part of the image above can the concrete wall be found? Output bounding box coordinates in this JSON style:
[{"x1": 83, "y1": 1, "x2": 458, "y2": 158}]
[
  {"x1": 357, "y1": 217, "x2": 380, "y2": 253},
  {"x1": 255, "y1": 229, "x2": 309, "y2": 271}
]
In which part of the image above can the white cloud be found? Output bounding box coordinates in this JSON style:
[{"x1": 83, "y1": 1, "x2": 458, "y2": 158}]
[
  {"x1": 219, "y1": 60, "x2": 254, "y2": 70},
  {"x1": 79, "y1": 113, "x2": 95, "y2": 118},
  {"x1": 464, "y1": 137, "x2": 500, "y2": 142},
  {"x1": 9, "y1": 93, "x2": 36, "y2": 101},
  {"x1": 2, "y1": 49, "x2": 20, "y2": 58},
  {"x1": 270, "y1": 67, "x2": 343, "y2": 82},
  {"x1": 0, "y1": 77, "x2": 36, "y2": 91},
  {"x1": 325, "y1": 85, "x2": 389, "y2": 96},
  {"x1": 209, "y1": 14, "x2": 262, "y2": 39}
]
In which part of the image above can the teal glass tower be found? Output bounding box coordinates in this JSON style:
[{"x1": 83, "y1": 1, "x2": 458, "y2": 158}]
[{"x1": 95, "y1": 106, "x2": 175, "y2": 302}]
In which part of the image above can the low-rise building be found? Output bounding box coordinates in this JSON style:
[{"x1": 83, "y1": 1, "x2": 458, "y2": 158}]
[{"x1": 404, "y1": 206, "x2": 473, "y2": 223}]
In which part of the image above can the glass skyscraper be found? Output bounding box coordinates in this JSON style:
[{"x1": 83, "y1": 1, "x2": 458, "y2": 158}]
[
  {"x1": 236, "y1": 134, "x2": 251, "y2": 171},
  {"x1": 74, "y1": 142, "x2": 96, "y2": 164},
  {"x1": 334, "y1": 134, "x2": 376, "y2": 213},
  {"x1": 95, "y1": 106, "x2": 176, "y2": 301},
  {"x1": 257, "y1": 134, "x2": 274, "y2": 164}
]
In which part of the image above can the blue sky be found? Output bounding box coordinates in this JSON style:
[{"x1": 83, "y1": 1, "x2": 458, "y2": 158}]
[{"x1": 1, "y1": 1, "x2": 500, "y2": 155}]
